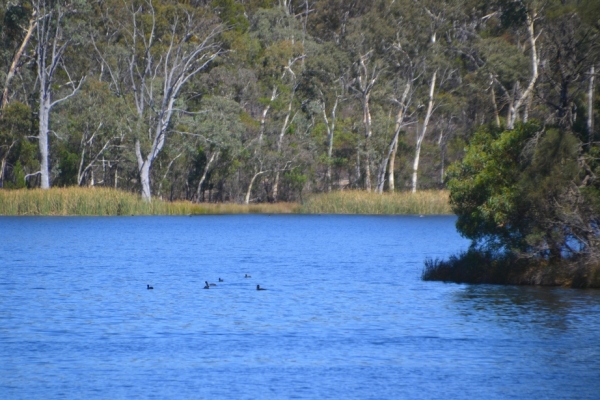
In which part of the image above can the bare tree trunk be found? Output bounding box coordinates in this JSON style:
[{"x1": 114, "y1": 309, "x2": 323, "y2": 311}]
[
  {"x1": 38, "y1": 95, "x2": 51, "y2": 189},
  {"x1": 490, "y1": 79, "x2": 501, "y2": 127},
  {"x1": 412, "y1": 70, "x2": 437, "y2": 193},
  {"x1": 245, "y1": 169, "x2": 267, "y2": 204},
  {"x1": 34, "y1": 0, "x2": 84, "y2": 189},
  {"x1": 507, "y1": 11, "x2": 539, "y2": 130},
  {"x1": 363, "y1": 95, "x2": 373, "y2": 192},
  {"x1": 1, "y1": 12, "x2": 37, "y2": 110},
  {"x1": 114, "y1": 3, "x2": 222, "y2": 201},
  {"x1": 322, "y1": 97, "x2": 338, "y2": 192},
  {"x1": 0, "y1": 140, "x2": 17, "y2": 186},
  {"x1": 377, "y1": 82, "x2": 410, "y2": 193},
  {"x1": 350, "y1": 51, "x2": 381, "y2": 192},
  {"x1": 272, "y1": 88, "x2": 296, "y2": 202},
  {"x1": 589, "y1": 66, "x2": 595, "y2": 147},
  {"x1": 195, "y1": 151, "x2": 218, "y2": 202}
]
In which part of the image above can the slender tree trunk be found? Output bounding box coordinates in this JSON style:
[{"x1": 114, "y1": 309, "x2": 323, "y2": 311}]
[
  {"x1": 272, "y1": 89, "x2": 295, "y2": 202},
  {"x1": 38, "y1": 95, "x2": 51, "y2": 189},
  {"x1": 245, "y1": 169, "x2": 266, "y2": 204},
  {"x1": 491, "y1": 81, "x2": 501, "y2": 127},
  {"x1": 412, "y1": 70, "x2": 436, "y2": 193},
  {"x1": 589, "y1": 66, "x2": 595, "y2": 147},
  {"x1": 378, "y1": 82, "x2": 410, "y2": 193},
  {"x1": 363, "y1": 94, "x2": 373, "y2": 192},
  {"x1": 196, "y1": 151, "x2": 218, "y2": 202},
  {"x1": 1, "y1": 12, "x2": 37, "y2": 110},
  {"x1": 323, "y1": 97, "x2": 338, "y2": 192},
  {"x1": 507, "y1": 11, "x2": 539, "y2": 130}
]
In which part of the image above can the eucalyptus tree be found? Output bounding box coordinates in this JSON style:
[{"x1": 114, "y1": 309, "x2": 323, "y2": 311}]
[
  {"x1": 0, "y1": 0, "x2": 37, "y2": 110},
  {"x1": 246, "y1": 6, "x2": 307, "y2": 201},
  {"x1": 298, "y1": 41, "x2": 350, "y2": 192},
  {"x1": 32, "y1": 0, "x2": 87, "y2": 189},
  {"x1": 176, "y1": 95, "x2": 244, "y2": 202},
  {"x1": 96, "y1": 0, "x2": 223, "y2": 201}
]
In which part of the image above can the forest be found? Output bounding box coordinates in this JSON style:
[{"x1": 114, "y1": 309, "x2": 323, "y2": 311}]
[{"x1": 0, "y1": 0, "x2": 598, "y2": 205}]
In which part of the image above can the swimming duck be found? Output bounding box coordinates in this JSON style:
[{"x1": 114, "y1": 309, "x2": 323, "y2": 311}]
[
  {"x1": 256, "y1": 285, "x2": 267, "y2": 291},
  {"x1": 218, "y1": 278, "x2": 224, "y2": 282},
  {"x1": 204, "y1": 281, "x2": 210, "y2": 289},
  {"x1": 147, "y1": 284, "x2": 154, "y2": 290},
  {"x1": 245, "y1": 274, "x2": 252, "y2": 278}
]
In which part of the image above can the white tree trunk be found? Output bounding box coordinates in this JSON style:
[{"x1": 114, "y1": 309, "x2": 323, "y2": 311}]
[
  {"x1": 272, "y1": 88, "x2": 296, "y2": 202},
  {"x1": 322, "y1": 97, "x2": 338, "y2": 192},
  {"x1": 377, "y1": 82, "x2": 411, "y2": 193},
  {"x1": 589, "y1": 66, "x2": 595, "y2": 146},
  {"x1": 412, "y1": 70, "x2": 437, "y2": 193},
  {"x1": 245, "y1": 170, "x2": 267, "y2": 204},
  {"x1": 34, "y1": 1, "x2": 84, "y2": 189},
  {"x1": 38, "y1": 95, "x2": 51, "y2": 189},
  {"x1": 363, "y1": 95, "x2": 373, "y2": 192},
  {"x1": 507, "y1": 11, "x2": 539, "y2": 130},
  {"x1": 196, "y1": 151, "x2": 218, "y2": 202},
  {"x1": 116, "y1": 3, "x2": 222, "y2": 201},
  {"x1": 1, "y1": 12, "x2": 37, "y2": 110}
]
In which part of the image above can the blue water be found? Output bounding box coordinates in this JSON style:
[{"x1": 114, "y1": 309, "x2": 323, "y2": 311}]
[{"x1": 0, "y1": 215, "x2": 599, "y2": 399}]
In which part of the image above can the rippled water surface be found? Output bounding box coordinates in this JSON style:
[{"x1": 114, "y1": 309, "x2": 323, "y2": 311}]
[{"x1": 1, "y1": 215, "x2": 599, "y2": 399}]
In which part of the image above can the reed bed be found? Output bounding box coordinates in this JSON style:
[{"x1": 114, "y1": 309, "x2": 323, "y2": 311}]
[
  {"x1": 0, "y1": 188, "x2": 300, "y2": 216},
  {"x1": 0, "y1": 188, "x2": 450, "y2": 216},
  {"x1": 300, "y1": 190, "x2": 452, "y2": 215}
]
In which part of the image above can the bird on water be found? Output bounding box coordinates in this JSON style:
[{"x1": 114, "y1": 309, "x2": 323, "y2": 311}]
[
  {"x1": 147, "y1": 284, "x2": 153, "y2": 290},
  {"x1": 219, "y1": 278, "x2": 224, "y2": 282},
  {"x1": 256, "y1": 285, "x2": 267, "y2": 291},
  {"x1": 204, "y1": 281, "x2": 210, "y2": 289},
  {"x1": 245, "y1": 274, "x2": 252, "y2": 278}
]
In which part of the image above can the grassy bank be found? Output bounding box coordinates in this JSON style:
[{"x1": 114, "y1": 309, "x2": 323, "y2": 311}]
[
  {"x1": 300, "y1": 190, "x2": 452, "y2": 215},
  {"x1": 422, "y1": 249, "x2": 600, "y2": 288},
  {"x1": 0, "y1": 188, "x2": 299, "y2": 216}
]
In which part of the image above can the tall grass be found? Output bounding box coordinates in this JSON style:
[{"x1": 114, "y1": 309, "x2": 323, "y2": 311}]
[
  {"x1": 0, "y1": 188, "x2": 299, "y2": 216},
  {"x1": 300, "y1": 190, "x2": 452, "y2": 215},
  {"x1": 0, "y1": 188, "x2": 451, "y2": 216}
]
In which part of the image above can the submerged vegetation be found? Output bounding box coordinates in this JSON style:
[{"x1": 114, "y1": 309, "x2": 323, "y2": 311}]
[{"x1": 300, "y1": 190, "x2": 452, "y2": 215}]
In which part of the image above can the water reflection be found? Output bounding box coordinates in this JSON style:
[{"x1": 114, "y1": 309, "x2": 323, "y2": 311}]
[{"x1": 453, "y1": 285, "x2": 600, "y2": 333}]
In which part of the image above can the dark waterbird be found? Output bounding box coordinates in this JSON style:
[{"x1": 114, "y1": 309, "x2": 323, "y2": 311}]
[
  {"x1": 147, "y1": 284, "x2": 153, "y2": 290},
  {"x1": 245, "y1": 274, "x2": 252, "y2": 278},
  {"x1": 204, "y1": 281, "x2": 210, "y2": 289},
  {"x1": 257, "y1": 285, "x2": 267, "y2": 291},
  {"x1": 219, "y1": 278, "x2": 224, "y2": 282}
]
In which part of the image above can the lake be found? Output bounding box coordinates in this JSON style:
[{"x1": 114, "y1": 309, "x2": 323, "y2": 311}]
[{"x1": 0, "y1": 215, "x2": 599, "y2": 399}]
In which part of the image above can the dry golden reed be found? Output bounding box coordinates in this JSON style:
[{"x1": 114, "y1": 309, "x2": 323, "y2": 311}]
[
  {"x1": 0, "y1": 188, "x2": 299, "y2": 216},
  {"x1": 0, "y1": 188, "x2": 451, "y2": 216},
  {"x1": 300, "y1": 190, "x2": 452, "y2": 215}
]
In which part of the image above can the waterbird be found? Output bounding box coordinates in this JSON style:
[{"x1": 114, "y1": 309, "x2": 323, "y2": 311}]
[
  {"x1": 218, "y1": 278, "x2": 224, "y2": 282},
  {"x1": 204, "y1": 281, "x2": 210, "y2": 289},
  {"x1": 245, "y1": 274, "x2": 252, "y2": 278},
  {"x1": 147, "y1": 284, "x2": 153, "y2": 290},
  {"x1": 257, "y1": 285, "x2": 267, "y2": 291}
]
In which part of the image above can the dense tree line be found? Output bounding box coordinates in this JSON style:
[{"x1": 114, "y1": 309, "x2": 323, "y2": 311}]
[{"x1": 0, "y1": 0, "x2": 598, "y2": 207}]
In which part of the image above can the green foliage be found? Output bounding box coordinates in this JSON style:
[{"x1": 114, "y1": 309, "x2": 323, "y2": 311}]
[
  {"x1": 7, "y1": 161, "x2": 26, "y2": 189},
  {"x1": 448, "y1": 122, "x2": 589, "y2": 258}
]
